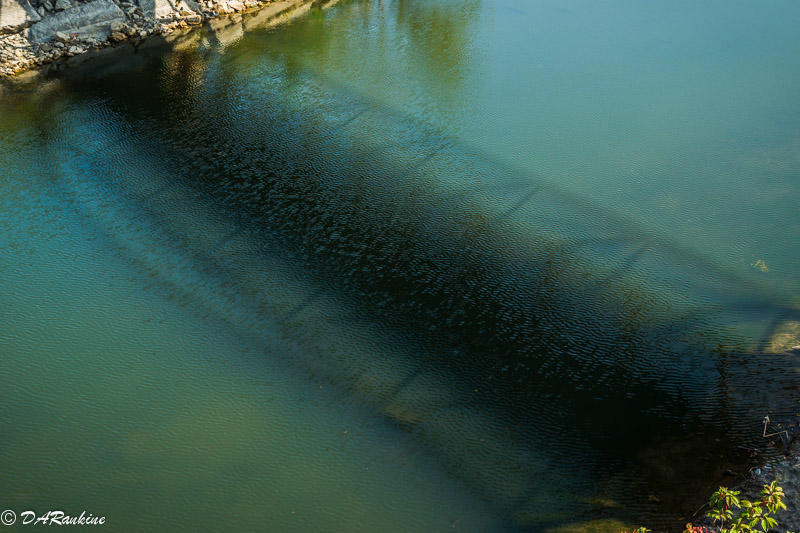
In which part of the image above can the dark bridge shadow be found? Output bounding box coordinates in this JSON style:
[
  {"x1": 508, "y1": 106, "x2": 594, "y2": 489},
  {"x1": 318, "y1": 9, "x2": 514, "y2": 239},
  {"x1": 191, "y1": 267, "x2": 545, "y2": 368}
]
[{"x1": 25, "y1": 21, "x2": 800, "y2": 531}]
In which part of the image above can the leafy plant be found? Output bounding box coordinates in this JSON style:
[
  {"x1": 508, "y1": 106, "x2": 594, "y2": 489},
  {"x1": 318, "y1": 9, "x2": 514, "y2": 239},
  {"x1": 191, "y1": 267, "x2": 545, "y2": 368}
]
[
  {"x1": 704, "y1": 481, "x2": 788, "y2": 533},
  {"x1": 629, "y1": 480, "x2": 794, "y2": 533}
]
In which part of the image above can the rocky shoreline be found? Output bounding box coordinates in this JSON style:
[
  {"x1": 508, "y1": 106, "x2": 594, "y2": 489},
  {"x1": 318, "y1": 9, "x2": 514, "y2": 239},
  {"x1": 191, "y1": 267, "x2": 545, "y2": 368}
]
[
  {"x1": 0, "y1": 0, "x2": 317, "y2": 77},
  {"x1": 739, "y1": 452, "x2": 800, "y2": 531},
  {"x1": 691, "y1": 432, "x2": 800, "y2": 532}
]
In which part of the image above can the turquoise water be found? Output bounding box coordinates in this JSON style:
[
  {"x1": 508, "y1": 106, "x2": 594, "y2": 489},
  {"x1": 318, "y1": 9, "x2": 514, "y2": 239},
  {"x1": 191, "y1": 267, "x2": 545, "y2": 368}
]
[{"x1": 1, "y1": 1, "x2": 800, "y2": 531}]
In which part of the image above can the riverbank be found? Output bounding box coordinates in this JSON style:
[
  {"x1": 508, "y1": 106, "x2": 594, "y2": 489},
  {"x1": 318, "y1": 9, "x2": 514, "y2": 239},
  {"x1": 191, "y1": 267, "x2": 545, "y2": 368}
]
[
  {"x1": 740, "y1": 452, "x2": 800, "y2": 531},
  {"x1": 0, "y1": 0, "x2": 324, "y2": 77},
  {"x1": 689, "y1": 435, "x2": 800, "y2": 533}
]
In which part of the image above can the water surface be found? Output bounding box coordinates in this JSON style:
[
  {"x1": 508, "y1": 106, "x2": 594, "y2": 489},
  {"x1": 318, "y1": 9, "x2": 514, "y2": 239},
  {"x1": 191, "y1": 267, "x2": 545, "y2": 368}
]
[{"x1": 1, "y1": 0, "x2": 800, "y2": 531}]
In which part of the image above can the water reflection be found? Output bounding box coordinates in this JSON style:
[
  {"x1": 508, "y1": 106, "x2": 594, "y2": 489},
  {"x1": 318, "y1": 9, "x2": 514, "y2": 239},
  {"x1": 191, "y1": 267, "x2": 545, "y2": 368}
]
[{"x1": 393, "y1": 0, "x2": 482, "y2": 97}]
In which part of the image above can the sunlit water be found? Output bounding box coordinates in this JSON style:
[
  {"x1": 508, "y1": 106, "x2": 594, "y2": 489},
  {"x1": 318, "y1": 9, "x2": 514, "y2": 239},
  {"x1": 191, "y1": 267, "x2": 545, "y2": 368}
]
[{"x1": 1, "y1": 1, "x2": 799, "y2": 531}]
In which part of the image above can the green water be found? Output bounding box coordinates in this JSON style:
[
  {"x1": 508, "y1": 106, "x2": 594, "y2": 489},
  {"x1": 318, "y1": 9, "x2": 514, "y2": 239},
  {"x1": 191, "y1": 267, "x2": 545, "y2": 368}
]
[
  {"x1": 1, "y1": 1, "x2": 800, "y2": 531},
  {"x1": 0, "y1": 108, "x2": 503, "y2": 532}
]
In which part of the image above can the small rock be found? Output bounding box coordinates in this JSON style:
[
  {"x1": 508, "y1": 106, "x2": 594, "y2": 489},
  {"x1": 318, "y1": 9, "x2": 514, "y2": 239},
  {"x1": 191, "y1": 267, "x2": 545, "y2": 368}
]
[
  {"x1": 184, "y1": 13, "x2": 201, "y2": 24},
  {"x1": 109, "y1": 30, "x2": 125, "y2": 41},
  {"x1": 43, "y1": 0, "x2": 53, "y2": 10},
  {"x1": 54, "y1": 0, "x2": 70, "y2": 10},
  {"x1": 109, "y1": 19, "x2": 125, "y2": 31},
  {"x1": 53, "y1": 30, "x2": 70, "y2": 42}
]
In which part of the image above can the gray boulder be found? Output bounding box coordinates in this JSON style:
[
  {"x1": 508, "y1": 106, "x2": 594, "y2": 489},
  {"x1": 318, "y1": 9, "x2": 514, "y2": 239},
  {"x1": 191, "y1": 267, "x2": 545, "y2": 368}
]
[
  {"x1": 0, "y1": 0, "x2": 42, "y2": 34},
  {"x1": 29, "y1": 0, "x2": 125, "y2": 41}
]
